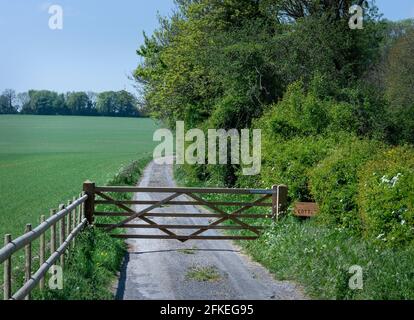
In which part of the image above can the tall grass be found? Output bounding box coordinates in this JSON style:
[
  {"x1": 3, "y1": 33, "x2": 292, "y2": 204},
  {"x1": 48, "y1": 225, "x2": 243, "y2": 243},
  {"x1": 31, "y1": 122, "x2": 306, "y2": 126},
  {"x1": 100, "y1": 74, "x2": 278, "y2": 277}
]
[{"x1": 245, "y1": 217, "x2": 414, "y2": 300}]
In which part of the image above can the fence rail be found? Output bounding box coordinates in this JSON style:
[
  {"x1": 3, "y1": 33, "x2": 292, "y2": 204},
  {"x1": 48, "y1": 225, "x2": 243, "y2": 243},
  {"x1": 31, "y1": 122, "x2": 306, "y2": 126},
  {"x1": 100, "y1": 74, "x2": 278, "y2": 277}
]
[{"x1": 1, "y1": 194, "x2": 88, "y2": 300}]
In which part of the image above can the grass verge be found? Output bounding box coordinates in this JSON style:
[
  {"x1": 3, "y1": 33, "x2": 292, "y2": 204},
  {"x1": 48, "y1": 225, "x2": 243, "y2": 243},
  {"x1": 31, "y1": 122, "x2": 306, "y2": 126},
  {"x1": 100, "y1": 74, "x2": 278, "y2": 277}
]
[
  {"x1": 174, "y1": 165, "x2": 414, "y2": 300},
  {"x1": 32, "y1": 157, "x2": 151, "y2": 300}
]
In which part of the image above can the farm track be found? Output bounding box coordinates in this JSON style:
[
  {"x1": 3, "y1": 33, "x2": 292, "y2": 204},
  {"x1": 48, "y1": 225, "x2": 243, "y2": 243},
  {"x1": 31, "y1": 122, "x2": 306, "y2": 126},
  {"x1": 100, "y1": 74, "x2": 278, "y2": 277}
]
[{"x1": 115, "y1": 158, "x2": 307, "y2": 300}]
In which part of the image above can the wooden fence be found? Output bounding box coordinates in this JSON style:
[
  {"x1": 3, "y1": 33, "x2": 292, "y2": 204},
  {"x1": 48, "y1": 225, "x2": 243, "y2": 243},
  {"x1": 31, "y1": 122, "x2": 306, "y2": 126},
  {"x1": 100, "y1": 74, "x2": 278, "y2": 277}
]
[{"x1": 0, "y1": 194, "x2": 88, "y2": 300}]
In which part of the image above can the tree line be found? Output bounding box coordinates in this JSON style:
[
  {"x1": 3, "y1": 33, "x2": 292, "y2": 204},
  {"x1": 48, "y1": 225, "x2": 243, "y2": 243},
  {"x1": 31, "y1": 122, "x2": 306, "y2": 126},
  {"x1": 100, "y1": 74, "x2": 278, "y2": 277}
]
[
  {"x1": 0, "y1": 89, "x2": 143, "y2": 117},
  {"x1": 136, "y1": 0, "x2": 413, "y2": 145}
]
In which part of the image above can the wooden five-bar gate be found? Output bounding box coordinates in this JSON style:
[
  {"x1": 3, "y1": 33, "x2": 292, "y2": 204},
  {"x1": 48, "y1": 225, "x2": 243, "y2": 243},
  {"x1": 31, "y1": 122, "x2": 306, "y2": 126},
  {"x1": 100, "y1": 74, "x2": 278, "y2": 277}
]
[
  {"x1": 1, "y1": 182, "x2": 287, "y2": 300},
  {"x1": 85, "y1": 182, "x2": 288, "y2": 242}
]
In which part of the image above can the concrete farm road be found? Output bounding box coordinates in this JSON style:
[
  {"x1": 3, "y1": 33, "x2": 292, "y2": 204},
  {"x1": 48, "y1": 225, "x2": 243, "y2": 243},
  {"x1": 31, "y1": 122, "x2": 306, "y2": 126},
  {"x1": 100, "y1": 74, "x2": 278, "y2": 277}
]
[{"x1": 115, "y1": 159, "x2": 306, "y2": 300}]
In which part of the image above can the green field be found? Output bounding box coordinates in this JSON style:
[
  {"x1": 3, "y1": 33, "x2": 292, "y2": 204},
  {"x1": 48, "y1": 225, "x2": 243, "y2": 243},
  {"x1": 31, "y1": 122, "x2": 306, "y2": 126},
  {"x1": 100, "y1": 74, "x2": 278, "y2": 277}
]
[{"x1": 0, "y1": 115, "x2": 158, "y2": 239}]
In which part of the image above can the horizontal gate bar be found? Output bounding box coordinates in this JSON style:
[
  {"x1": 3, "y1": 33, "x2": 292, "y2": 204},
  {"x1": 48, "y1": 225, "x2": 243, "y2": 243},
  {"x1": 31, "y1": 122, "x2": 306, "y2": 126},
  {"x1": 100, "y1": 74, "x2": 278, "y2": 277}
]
[
  {"x1": 95, "y1": 200, "x2": 272, "y2": 207},
  {"x1": 111, "y1": 235, "x2": 259, "y2": 240},
  {"x1": 94, "y1": 212, "x2": 271, "y2": 219},
  {"x1": 95, "y1": 186, "x2": 275, "y2": 195},
  {"x1": 95, "y1": 224, "x2": 265, "y2": 230}
]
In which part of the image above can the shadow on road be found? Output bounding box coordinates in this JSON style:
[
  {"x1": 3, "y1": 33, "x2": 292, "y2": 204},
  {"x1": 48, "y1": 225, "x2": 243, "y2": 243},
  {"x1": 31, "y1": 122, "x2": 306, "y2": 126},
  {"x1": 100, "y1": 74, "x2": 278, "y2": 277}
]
[
  {"x1": 129, "y1": 248, "x2": 240, "y2": 255},
  {"x1": 116, "y1": 253, "x2": 130, "y2": 300}
]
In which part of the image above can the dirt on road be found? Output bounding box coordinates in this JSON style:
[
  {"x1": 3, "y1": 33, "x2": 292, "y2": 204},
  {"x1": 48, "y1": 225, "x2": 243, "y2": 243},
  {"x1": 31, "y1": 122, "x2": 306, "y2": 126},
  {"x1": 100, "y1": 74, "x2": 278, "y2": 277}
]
[{"x1": 115, "y1": 159, "x2": 307, "y2": 300}]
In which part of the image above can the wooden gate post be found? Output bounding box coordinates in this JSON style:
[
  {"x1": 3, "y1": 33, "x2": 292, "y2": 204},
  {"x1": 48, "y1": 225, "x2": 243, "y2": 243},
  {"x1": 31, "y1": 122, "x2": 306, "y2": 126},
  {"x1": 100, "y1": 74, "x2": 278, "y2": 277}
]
[
  {"x1": 272, "y1": 185, "x2": 289, "y2": 221},
  {"x1": 271, "y1": 185, "x2": 278, "y2": 221},
  {"x1": 83, "y1": 181, "x2": 95, "y2": 225},
  {"x1": 277, "y1": 185, "x2": 288, "y2": 219}
]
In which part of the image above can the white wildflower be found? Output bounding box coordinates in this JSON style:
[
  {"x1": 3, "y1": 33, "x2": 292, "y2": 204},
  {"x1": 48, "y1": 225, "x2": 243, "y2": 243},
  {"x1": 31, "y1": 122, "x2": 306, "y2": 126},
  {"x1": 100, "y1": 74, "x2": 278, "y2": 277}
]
[
  {"x1": 390, "y1": 173, "x2": 402, "y2": 187},
  {"x1": 380, "y1": 175, "x2": 389, "y2": 184}
]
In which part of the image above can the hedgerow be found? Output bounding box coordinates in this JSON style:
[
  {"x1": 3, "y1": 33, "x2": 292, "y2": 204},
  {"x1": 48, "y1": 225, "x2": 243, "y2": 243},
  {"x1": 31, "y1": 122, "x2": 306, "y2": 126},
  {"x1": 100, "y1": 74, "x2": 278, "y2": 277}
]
[
  {"x1": 358, "y1": 146, "x2": 414, "y2": 247},
  {"x1": 309, "y1": 138, "x2": 383, "y2": 231}
]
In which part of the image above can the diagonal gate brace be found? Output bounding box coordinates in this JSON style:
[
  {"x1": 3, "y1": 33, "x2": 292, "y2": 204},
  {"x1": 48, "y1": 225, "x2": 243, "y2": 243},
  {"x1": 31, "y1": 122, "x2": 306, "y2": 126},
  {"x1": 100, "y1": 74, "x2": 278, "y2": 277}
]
[{"x1": 96, "y1": 191, "x2": 185, "y2": 241}]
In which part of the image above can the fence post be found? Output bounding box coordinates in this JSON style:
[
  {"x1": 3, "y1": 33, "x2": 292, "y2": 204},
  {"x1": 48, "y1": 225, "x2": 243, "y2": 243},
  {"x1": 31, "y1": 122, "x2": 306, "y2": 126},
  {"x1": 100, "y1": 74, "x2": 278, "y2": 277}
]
[
  {"x1": 59, "y1": 204, "x2": 66, "y2": 268},
  {"x1": 83, "y1": 181, "x2": 95, "y2": 225},
  {"x1": 39, "y1": 215, "x2": 46, "y2": 291},
  {"x1": 74, "y1": 195, "x2": 78, "y2": 226},
  {"x1": 78, "y1": 193, "x2": 82, "y2": 224},
  {"x1": 67, "y1": 200, "x2": 72, "y2": 240},
  {"x1": 72, "y1": 196, "x2": 77, "y2": 248},
  {"x1": 277, "y1": 185, "x2": 288, "y2": 219},
  {"x1": 4, "y1": 234, "x2": 12, "y2": 300},
  {"x1": 50, "y1": 209, "x2": 57, "y2": 255},
  {"x1": 24, "y1": 224, "x2": 32, "y2": 300},
  {"x1": 81, "y1": 192, "x2": 86, "y2": 220}
]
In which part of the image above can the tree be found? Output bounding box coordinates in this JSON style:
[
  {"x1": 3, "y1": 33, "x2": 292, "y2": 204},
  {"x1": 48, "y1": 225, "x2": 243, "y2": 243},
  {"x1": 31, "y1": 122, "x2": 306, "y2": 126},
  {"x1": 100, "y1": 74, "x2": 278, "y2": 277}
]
[
  {"x1": 0, "y1": 95, "x2": 9, "y2": 114},
  {"x1": 96, "y1": 91, "x2": 139, "y2": 117},
  {"x1": 116, "y1": 90, "x2": 139, "y2": 117},
  {"x1": 134, "y1": 0, "x2": 383, "y2": 129},
  {"x1": 0, "y1": 89, "x2": 17, "y2": 114},
  {"x1": 96, "y1": 91, "x2": 117, "y2": 116},
  {"x1": 134, "y1": 0, "x2": 385, "y2": 186},
  {"x1": 16, "y1": 92, "x2": 29, "y2": 112},
  {"x1": 66, "y1": 92, "x2": 94, "y2": 115},
  {"x1": 22, "y1": 90, "x2": 67, "y2": 115},
  {"x1": 385, "y1": 29, "x2": 414, "y2": 144},
  {"x1": 386, "y1": 29, "x2": 414, "y2": 110}
]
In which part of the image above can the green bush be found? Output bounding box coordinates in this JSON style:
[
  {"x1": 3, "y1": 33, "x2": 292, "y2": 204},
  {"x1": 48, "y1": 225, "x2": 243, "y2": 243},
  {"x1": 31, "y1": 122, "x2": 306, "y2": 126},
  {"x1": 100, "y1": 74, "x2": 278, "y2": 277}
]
[
  {"x1": 259, "y1": 134, "x2": 340, "y2": 202},
  {"x1": 387, "y1": 103, "x2": 414, "y2": 145},
  {"x1": 109, "y1": 157, "x2": 149, "y2": 186},
  {"x1": 259, "y1": 80, "x2": 387, "y2": 142},
  {"x1": 309, "y1": 138, "x2": 383, "y2": 231},
  {"x1": 331, "y1": 85, "x2": 388, "y2": 140},
  {"x1": 261, "y1": 82, "x2": 330, "y2": 139},
  {"x1": 358, "y1": 146, "x2": 414, "y2": 246}
]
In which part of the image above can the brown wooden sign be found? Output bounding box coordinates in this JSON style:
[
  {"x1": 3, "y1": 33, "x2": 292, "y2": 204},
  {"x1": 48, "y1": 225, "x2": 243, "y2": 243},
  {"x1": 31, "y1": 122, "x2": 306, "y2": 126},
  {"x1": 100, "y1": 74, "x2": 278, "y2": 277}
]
[{"x1": 294, "y1": 202, "x2": 319, "y2": 217}]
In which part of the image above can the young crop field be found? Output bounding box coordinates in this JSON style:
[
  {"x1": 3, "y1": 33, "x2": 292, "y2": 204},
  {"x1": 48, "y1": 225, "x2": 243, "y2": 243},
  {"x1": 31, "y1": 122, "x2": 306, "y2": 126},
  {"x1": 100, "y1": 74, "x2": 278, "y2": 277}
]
[{"x1": 0, "y1": 115, "x2": 158, "y2": 239}]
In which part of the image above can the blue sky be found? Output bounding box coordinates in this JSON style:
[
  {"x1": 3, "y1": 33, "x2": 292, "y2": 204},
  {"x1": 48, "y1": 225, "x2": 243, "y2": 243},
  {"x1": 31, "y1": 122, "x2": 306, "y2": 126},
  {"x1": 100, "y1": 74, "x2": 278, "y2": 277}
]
[{"x1": 0, "y1": 0, "x2": 412, "y2": 94}]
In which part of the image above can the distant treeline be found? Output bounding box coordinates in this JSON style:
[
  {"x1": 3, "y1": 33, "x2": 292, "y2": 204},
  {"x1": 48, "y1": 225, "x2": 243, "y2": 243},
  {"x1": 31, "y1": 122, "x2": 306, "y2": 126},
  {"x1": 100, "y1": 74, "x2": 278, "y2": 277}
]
[{"x1": 0, "y1": 89, "x2": 144, "y2": 117}]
